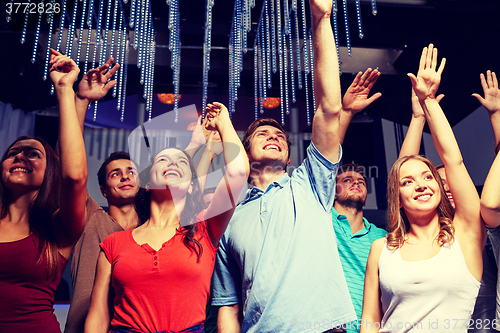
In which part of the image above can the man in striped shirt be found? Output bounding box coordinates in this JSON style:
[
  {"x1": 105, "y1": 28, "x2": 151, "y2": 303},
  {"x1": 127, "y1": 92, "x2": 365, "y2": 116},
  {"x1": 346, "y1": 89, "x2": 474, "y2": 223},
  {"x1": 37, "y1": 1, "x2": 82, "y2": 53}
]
[{"x1": 332, "y1": 163, "x2": 387, "y2": 333}]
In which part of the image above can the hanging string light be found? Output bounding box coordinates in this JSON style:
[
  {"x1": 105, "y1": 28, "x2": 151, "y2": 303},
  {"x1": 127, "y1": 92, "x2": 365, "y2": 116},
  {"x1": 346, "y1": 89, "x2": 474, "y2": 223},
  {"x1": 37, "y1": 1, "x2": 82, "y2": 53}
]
[
  {"x1": 15, "y1": 0, "x2": 158, "y2": 122},
  {"x1": 14, "y1": 0, "x2": 378, "y2": 126}
]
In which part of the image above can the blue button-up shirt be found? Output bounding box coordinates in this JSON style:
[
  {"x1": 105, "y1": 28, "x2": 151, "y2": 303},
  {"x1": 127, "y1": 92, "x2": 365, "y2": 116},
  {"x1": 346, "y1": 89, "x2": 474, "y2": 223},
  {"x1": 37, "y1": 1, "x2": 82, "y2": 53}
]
[{"x1": 212, "y1": 142, "x2": 356, "y2": 333}]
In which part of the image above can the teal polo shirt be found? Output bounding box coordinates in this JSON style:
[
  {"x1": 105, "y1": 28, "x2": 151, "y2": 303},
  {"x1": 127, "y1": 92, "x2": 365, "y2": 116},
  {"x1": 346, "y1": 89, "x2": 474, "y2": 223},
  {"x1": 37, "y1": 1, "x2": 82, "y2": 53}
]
[{"x1": 332, "y1": 207, "x2": 387, "y2": 333}]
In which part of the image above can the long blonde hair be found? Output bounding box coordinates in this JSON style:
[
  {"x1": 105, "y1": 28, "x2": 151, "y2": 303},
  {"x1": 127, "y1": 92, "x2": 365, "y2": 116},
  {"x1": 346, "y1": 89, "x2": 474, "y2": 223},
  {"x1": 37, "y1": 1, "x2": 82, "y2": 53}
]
[{"x1": 386, "y1": 155, "x2": 455, "y2": 250}]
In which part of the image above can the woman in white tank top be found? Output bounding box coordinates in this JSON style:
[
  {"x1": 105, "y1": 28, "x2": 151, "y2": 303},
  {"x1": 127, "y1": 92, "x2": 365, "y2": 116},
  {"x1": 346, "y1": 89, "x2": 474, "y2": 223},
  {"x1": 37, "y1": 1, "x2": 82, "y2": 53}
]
[{"x1": 360, "y1": 44, "x2": 485, "y2": 333}]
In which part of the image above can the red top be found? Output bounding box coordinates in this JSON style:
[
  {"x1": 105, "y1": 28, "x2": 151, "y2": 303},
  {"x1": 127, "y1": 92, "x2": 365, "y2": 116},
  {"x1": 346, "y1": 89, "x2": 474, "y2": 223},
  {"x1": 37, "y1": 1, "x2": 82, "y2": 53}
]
[
  {"x1": 0, "y1": 233, "x2": 68, "y2": 333},
  {"x1": 100, "y1": 215, "x2": 218, "y2": 332}
]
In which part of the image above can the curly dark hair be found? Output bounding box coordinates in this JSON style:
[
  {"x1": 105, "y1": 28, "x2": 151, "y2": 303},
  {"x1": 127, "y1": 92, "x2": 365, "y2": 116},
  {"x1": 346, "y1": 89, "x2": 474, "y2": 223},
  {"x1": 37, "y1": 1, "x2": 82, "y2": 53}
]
[
  {"x1": 134, "y1": 148, "x2": 205, "y2": 261},
  {"x1": 0, "y1": 136, "x2": 61, "y2": 278}
]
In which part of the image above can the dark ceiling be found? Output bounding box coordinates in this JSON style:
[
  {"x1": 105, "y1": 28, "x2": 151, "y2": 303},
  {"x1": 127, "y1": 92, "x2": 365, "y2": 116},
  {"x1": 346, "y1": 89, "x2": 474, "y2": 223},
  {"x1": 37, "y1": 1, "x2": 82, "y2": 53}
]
[{"x1": 1, "y1": 0, "x2": 499, "y2": 132}]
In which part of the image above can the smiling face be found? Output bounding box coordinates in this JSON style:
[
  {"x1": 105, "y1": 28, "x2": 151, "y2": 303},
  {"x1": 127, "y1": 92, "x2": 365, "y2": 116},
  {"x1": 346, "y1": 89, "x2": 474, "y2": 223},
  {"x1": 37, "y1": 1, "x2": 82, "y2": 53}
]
[
  {"x1": 247, "y1": 125, "x2": 290, "y2": 167},
  {"x1": 1, "y1": 139, "x2": 47, "y2": 193},
  {"x1": 149, "y1": 148, "x2": 193, "y2": 195},
  {"x1": 100, "y1": 159, "x2": 140, "y2": 205},
  {"x1": 335, "y1": 171, "x2": 367, "y2": 210},
  {"x1": 398, "y1": 159, "x2": 441, "y2": 216}
]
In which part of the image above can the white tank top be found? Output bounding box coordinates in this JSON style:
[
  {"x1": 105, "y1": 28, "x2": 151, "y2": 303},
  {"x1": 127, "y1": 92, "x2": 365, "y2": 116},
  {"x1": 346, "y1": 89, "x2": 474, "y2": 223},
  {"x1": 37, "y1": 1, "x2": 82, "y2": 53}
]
[{"x1": 377, "y1": 238, "x2": 480, "y2": 333}]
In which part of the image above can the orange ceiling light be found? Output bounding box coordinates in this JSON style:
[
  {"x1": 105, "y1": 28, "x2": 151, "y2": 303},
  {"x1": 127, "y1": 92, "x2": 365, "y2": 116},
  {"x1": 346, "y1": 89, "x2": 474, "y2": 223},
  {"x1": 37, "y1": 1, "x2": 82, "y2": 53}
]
[
  {"x1": 157, "y1": 93, "x2": 181, "y2": 105},
  {"x1": 261, "y1": 97, "x2": 281, "y2": 109}
]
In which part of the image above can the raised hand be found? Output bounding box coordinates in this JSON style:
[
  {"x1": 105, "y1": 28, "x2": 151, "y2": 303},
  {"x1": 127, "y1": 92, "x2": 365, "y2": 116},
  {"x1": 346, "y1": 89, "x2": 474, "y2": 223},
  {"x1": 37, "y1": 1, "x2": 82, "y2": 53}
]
[
  {"x1": 309, "y1": 0, "x2": 333, "y2": 19},
  {"x1": 49, "y1": 49, "x2": 80, "y2": 89},
  {"x1": 411, "y1": 88, "x2": 444, "y2": 119},
  {"x1": 205, "y1": 102, "x2": 230, "y2": 132},
  {"x1": 472, "y1": 70, "x2": 500, "y2": 114},
  {"x1": 407, "y1": 44, "x2": 446, "y2": 101},
  {"x1": 77, "y1": 57, "x2": 120, "y2": 103},
  {"x1": 342, "y1": 68, "x2": 382, "y2": 115}
]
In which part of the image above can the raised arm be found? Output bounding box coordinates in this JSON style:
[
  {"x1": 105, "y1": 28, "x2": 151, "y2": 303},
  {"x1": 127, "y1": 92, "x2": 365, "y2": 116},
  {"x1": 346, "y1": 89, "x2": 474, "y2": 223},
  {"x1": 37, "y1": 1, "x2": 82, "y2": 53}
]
[
  {"x1": 48, "y1": 50, "x2": 87, "y2": 257},
  {"x1": 340, "y1": 68, "x2": 382, "y2": 144},
  {"x1": 360, "y1": 238, "x2": 384, "y2": 333},
  {"x1": 196, "y1": 131, "x2": 223, "y2": 193},
  {"x1": 478, "y1": 71, "x2": 500, "y2": 228},
  {"x1": 84, "y1": 251, "x2": 112, "y2": 333},
  {"x1": 75, "y1": 58, "x2": 119, "y2": 131},
  {"x1": 309, "y1": 0, "x2": 341, "y2": 162},
  {"x1": 203, "y1": 102, "x2": 249, "y2": 245},
  {"x1": 399, "y1": 89, "x2": 444, "y2": 159},
  {"x1": 408, "y1": 44, "x2": 484, "y2": 271},
  {"x1": 472, "y1": 70, "x2": 500, "y2": 148},
  {"x1": 481, "y1": 147, "x2": 500, "y2": 228}
]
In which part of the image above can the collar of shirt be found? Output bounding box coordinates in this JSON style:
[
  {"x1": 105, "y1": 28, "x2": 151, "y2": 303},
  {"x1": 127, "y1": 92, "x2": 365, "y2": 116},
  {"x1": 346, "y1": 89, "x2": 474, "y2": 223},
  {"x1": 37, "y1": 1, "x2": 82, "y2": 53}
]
[
  {"x1": 332, "y1": 207, "x2": 371, "y2": 238},
  {"x1": 242, "y1": 172, "x2": 290, "y2": 204}
]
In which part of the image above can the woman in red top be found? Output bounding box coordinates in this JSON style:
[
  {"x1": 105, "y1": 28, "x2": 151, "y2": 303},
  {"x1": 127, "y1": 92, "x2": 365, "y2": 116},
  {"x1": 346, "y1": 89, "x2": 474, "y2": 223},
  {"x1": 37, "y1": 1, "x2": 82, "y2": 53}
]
[
  {"x1": 0, "y1": 50, "x2": 87, "y2": 333},
  {"x1": 85, "y1": 103, "x2": 249, "y2": 333}
]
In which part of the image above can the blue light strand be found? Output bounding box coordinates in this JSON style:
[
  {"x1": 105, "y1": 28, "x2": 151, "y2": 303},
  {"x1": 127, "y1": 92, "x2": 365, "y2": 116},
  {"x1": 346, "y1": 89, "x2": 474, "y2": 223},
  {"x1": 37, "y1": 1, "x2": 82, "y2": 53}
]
[
  {"x1": 294, "y1": 7, "x2": 302, "y2": 89},
  {"x1": 31, "y1": 9, "x2": 43, "y2": 63},
  {"x1": 283, "y1": 32, "x2": 290, "y2": 116},
  {"x1": 134, "y1": 0, "x2": 142, "y2": 50},
  {"x1": 333, "y1": 0, "x2": 337, "y2": 13},
  {"x1": 113, "y1": 13, "x2": 123, "y2": 98},
  {"x1": 55, "y1": 0, "x2": 67, "y2": 51},
  {"x1": 117, "y1": 26, "x2": 126, "y2": 111},
  {"x1": 92, "y1": 0, "x2": 105, "y2": 68},
  {"x1": 308, "y1": 28, "x2": 316, "y2": 114},
  {"x1": 92, "y1": 100, "x2": 98, "y2": 121},
  {"x1": 20, "y1": 0, "x2": 31, "y2": 44},
  {"x1": 65, "y1": 0, "x2": 79, "y2": 58},
  {"x1": 283, "y1": 0, "x2": 290, "y2": 35},
  {"x1": 100, "y1": 0, "x2": 113, "y2": 64},
  {"x1": 109, "y1": 0, "x2": 118, "y2": 62},
  {"x1": 371, "y1": 0, "x2": 377, "y2": 15},
  {"x1": 254, "y1": 37, "x2": 258, "y2": 119},
  {"x1": 121, "y1": 38, "x2": 130, "y2": 121},
  {"x1": 129, "y1": 0, "x2": 136, "y2": 28},
  {"x1": 355, "y1": 0, "x2": 364, "y2": 39},
  {"x1": 278, "y1": 31, "x2": 284, "y2": 125},
  {"x1": 342, "y1": 0, "x2": 351, "y2": 56},
  {"x1": 147, "y1": 37, "x2": 156, "y2": 119},
  {"x1": 202, "y1": 0, "x2": 215, "y2": 116},
  {"x1": 76, "y1": 0, "x2": 88, "y2": 64},
  {"x1": 265, "y1": 1, "x2": 272, "y2": 88},
  {"x1": 260, "y1": 21, "x2": 267, "y2": 97},
  {"x1": 288, "y1": 16, "x2": 296, "y2": 103},
  {"x1": 300, "y1": 0, "x2": 309, "y2": 74},
  {"x1": 43, "y1": 3, "x2": 55, "y2": 81},
  {"x1": 270, "y1": 0, "x2": 276, "y2": 73},
  {"x1": 83, "y1": 0, "x2": 94, "y2": 75}
]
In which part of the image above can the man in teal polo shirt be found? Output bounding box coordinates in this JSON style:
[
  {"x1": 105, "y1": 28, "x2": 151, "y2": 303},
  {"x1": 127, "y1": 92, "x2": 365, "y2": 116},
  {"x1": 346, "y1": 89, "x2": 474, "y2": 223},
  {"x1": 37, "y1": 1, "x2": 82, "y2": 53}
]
[{"x1": 332, "y1": 163, "x2": 387, "y2": 333}]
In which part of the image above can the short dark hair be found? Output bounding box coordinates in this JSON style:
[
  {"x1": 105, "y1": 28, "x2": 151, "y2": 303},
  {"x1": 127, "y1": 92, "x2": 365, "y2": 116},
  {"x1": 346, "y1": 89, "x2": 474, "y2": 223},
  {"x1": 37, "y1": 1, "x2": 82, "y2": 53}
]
[
  {"x1": 337, "y1": 162, "x2": 367, "y2": 184},
  {"x1": 241, "y1": 118, "x2": 292, "y2": 158},
  {"x1": 97, "y1": 151, "x2": 134, "y2": 188}
]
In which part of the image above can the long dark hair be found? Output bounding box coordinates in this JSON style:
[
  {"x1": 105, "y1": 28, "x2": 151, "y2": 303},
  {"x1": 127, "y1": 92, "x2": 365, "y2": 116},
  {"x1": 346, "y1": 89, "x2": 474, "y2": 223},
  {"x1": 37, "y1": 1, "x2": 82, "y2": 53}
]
[
  {"x1": 0, "y1": 136, "x2": 61, "y2": 278},
  {"x1": 386, "y1": 155, "x2": 455, "y2": 250},
  {"x1": 135, "y1": 148, "x2": 204, "y2": 260}
]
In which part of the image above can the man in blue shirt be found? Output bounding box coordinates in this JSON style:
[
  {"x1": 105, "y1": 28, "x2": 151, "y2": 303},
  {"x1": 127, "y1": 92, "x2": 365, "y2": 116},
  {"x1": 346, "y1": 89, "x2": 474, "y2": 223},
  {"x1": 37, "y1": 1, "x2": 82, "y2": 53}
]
[
  {"x1": 332, "y1": 163, "x2": 387, "y2": 333},
  {"x1": 211, "y1": 0, "x2": 357, "y2": 332}
]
